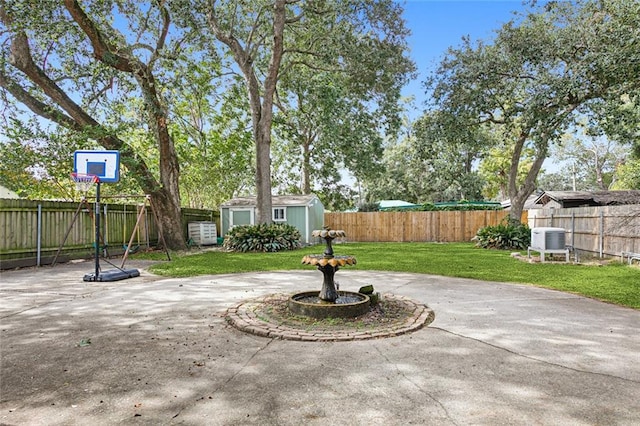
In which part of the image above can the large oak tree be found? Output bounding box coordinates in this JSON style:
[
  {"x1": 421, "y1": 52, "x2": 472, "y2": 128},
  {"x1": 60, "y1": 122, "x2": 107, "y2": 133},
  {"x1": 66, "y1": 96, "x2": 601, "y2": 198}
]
[
  {"x1": 200, "y1": 0, "x2": 414, "y2": 219},
  {"x1": 0, "y1": 0, "x2": 194, "y2": 249},
  {"x1": 425, "y1": 0, "x2": 640, "y2": 221}
]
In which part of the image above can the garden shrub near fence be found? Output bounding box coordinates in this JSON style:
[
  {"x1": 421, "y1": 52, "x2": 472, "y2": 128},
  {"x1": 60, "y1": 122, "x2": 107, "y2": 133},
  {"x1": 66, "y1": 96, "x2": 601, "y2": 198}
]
[
  {"x1": 223, "y1": 223, "x2": 301, "y2": 252},
  {"x1": 474, "y1": 221, "x2": 531, "y2": 250}
]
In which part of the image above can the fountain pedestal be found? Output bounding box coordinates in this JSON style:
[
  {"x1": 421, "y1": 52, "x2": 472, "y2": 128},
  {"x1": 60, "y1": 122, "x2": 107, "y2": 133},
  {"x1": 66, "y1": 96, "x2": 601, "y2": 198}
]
[
  {"x1": 301, "y1": 228, "x2": 356, "y2": 303},
  {"x1": 320, "y1": 265, "x2": 337, "y2": 301},
  {"x1": 301, "y1": 254, "x2": 357, "y2": 302},
  {"x1": 294, "y1": 228, "x2": 367, "y2": 318}
]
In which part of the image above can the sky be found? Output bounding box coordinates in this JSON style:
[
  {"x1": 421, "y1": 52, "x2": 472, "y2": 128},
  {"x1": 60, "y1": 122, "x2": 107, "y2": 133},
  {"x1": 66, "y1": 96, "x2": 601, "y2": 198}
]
[{"x1": 400, "y1": 0, "x2": 536, "y2": 115}]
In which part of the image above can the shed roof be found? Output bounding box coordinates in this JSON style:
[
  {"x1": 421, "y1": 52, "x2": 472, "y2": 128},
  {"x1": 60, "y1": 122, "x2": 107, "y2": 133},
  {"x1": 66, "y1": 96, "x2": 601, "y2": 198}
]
[
  {"x1": 0, "y1": 185, "x2": 19, "y2": 199},
  {"x1": 534, "y1": 190, "x2": 640, "y2": 207},
  {"x1": 501, "y1": 193, "x2": 544, "y2": 210},
  {"x1": 378, "y1": 199, "x2": 418, "y2": 210},
  {"x1": 221, "y1": 194, "x2": 320, "y2": 207}
]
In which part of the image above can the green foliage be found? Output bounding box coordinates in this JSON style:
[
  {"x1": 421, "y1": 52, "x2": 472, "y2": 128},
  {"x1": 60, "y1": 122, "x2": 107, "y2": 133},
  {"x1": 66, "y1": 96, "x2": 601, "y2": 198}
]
[
  {"x1": 361, "y1": 136, "x2": 427, "y2": 204},
  {"x1": 363, "y1": 114, "x2": 488, "y2": 205},
  {"x1": 385, "y1": 201, "x2": 503, "y2": 212},
  {"x1": 474, "y1": 222, "x2": 531, "y2": 250},
  {"x1": 169, "y1": 71, "x2": 254, "y2": 210},
  {"x1": 549, "y1": 124, "x2": 627, "y2": 191},
  {"x1": 479, "y1": 140, "x2": 536, "y2": 200},
  {"x1": 424, "y1": 0, "x2": 640, "y2": 220},
  {"x1": 611, "y1": 158, "x2": 640, "y2": 190},
  {"x1": 357, "y1": 201, "x2": 380, "y2": 212},
  {"x1": 267, "y1": 1, "x2": 415, "y2": 210},
  {"x1": 223, "y1": 223, "x2": 302, "y2": 253}
]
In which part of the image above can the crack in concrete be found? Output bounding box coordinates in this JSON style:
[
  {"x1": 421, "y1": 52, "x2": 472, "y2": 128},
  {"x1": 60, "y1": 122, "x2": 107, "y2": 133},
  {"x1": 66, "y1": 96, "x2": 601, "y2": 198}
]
[
  {"x1": 372, "y1": 344, "x2": 460, "y2": 425},
  {"x1": 431, "y1": 326, "x2": 640, "y2": 385},
  {"x1": 0, "y1": 290, "x2": 108, "y2": 320},
  {"x1": 170, "y1": 337, "x2": 276, "y2": 420},
  {"x1": 0, "y1": 289, "x2": 81, "y2": 295}
]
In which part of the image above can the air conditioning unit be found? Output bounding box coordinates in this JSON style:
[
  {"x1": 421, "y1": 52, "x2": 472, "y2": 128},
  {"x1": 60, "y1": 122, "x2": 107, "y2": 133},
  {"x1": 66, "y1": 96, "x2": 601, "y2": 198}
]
[
  {"x1": 531, "y1": 227, "x2": 565, "y2": 250},
  {"x1": 188, "y1": 221, "x2": 217, "y2": 246}
]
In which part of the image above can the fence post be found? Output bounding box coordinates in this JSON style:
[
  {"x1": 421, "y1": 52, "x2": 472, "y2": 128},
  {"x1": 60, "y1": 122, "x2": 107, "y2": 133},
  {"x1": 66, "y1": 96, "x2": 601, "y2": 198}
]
[
  {"x1": 571, "y1": 212, "x2": 575, "y2": 249},
  {"x1": 103, "y1": 204, "x2": 109, "y2": 257},
  {"x1": 599, "y1": 210, "x2": 604, "y2": 258},
  {"x1": 37, "y1": 203, "x2": 42, "y2": 267}
]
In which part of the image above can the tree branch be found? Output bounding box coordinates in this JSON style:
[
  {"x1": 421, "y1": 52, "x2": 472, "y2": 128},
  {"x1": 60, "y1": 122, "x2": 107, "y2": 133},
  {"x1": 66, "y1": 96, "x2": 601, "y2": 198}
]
[
  {"x1": 150, "y1": 0, "x2": 170, "y2": 66},
  {"x1": 7, "y1": 32, "x2": 101, "y2": 128},
  {"x1": 63, "y1": 0, "x2": 138, "y2": 73},
  {"x1": 0, "y1": 71, "x2": 80, "y2": 130}
]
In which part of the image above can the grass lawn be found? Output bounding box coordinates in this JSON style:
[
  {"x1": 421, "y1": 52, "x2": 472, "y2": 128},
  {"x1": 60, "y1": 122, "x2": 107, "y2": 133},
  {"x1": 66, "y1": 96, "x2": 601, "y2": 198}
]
[{"x1": 138, "y1": 242, "x2": 640, "y2": 309}]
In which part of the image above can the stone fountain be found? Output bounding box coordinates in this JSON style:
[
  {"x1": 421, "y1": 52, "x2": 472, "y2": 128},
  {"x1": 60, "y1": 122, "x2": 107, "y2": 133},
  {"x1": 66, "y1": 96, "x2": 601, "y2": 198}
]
[{"x1": 289, "y1": 228, "x2": 370, "y2": 319}]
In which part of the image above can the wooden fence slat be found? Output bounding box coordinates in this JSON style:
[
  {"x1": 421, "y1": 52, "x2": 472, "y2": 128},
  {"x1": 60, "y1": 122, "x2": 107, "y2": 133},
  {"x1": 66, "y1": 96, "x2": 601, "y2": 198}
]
[
  {"x1": 0, "y1": 198, "x2": 219, "y2": 267},
  {"x1": 528, "y1": 205, "x2": 640, "y2": 258},
  {"x1": 324, "y1": 210, "x2": 512, "y2": 243}
]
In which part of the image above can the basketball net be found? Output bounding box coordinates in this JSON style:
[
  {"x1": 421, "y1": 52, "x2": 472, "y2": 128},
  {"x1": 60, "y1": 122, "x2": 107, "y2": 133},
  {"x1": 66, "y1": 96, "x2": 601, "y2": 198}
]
[{"x1": 71, "y1": 172, "x2": 99, "y2": 194}]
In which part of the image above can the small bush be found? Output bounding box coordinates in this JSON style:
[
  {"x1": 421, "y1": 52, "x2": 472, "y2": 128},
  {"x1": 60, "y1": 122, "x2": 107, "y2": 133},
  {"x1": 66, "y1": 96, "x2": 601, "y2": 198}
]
[
  {"x1": 357, "y1": 201, "x2": 380, "y2": 212},
  {"x1": 223, "y1": 223, "x2": 302, "y2": 252},
  {"x1": 474, "y1": 221, "x2": 531, "y2": 250},
  {"x1": 384, "y1": 201, "x2": 503, "y2": 212}
]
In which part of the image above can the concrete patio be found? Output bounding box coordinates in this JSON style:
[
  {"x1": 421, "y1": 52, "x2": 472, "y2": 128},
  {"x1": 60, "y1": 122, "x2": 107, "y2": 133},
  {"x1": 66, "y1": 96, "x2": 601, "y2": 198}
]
[{"x1": 1, "y1": 260, "x2": 639, "y2": 425}]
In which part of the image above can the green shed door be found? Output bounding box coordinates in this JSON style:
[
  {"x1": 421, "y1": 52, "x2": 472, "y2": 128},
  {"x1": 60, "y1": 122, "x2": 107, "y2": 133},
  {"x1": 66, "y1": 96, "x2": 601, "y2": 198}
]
[{"x1": 230, "y1": 209, "x2": 254, "y2": 227}]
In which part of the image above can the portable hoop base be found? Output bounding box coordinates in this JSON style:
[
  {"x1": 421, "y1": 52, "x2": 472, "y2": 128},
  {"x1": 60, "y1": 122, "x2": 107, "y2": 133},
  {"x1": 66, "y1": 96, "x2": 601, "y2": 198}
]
[
  {"x1": 73, "y1": 176, "x2": 139, "y2": 283},
  {"x1": 83, "y1": 268, "x2": 140, "y2": 282}
]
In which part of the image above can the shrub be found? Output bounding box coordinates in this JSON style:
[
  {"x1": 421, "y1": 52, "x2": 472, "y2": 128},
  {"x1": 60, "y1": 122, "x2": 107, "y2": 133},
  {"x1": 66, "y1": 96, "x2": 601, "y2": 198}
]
[
  {"x1": 384, "y1": 201, "x2": 503, "y2": 212},
  {"x1": 357, "y1": 201, "x2": 380, "y2": 212},
  {"x1": 223, "y1": 223, "x2": 302, "y2": 252},
  {"x1": 474, "y1": 221, "x2": 531, "y2": 250}
]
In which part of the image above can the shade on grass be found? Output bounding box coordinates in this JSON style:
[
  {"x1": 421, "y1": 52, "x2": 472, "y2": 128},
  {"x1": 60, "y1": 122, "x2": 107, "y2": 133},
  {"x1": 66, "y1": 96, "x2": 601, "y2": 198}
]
[{"x1": 141, "y1": 242, "x2": 640, "y2": 309}]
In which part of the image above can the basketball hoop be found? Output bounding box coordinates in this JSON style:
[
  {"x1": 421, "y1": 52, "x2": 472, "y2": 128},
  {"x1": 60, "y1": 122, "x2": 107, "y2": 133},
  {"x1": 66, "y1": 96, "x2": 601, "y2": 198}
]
[{"x1": 71, "y1": 172, "x2": 99, "y2": 193}]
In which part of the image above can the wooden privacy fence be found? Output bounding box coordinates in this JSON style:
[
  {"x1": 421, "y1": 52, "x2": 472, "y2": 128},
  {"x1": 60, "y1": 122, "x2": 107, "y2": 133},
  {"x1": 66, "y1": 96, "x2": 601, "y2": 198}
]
[
  {"x1": 0, "y1": 198, "x2": 218, "y2": 269},
  {"x1": 324, "y1": 210, "x2": 513, "y2": 242},
  {"x1": 528, "y1": 205, "x2": 640, "y2": 258}
]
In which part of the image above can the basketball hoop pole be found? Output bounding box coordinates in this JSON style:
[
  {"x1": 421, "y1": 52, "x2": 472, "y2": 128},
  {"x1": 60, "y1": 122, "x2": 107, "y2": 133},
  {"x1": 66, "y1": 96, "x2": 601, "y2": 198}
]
[
  {"x1": 73, "y1": 150, "x2": 139, "y2": 282},
  {"x1": 94, "y1": 180, "x2": 101, "y2": 281}
]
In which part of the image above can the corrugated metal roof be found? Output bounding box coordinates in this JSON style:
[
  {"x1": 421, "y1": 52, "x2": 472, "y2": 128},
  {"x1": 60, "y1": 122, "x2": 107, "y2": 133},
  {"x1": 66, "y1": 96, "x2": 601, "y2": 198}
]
[
  {"x1": 534, "y1": 190, "x2": 640, "y2": 206},
  {"x1": 378, "y1": 200, "x2": 418, "y2": 209},
  {"x1": 221, "y1": 194, "x2": 320, "y2": 207}
]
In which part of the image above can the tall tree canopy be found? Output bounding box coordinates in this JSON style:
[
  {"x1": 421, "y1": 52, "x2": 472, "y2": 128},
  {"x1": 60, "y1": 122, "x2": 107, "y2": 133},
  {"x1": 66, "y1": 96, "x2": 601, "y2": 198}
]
[
  {"x1": 0, "y1": 0, "x2": 193, "y2": 249},
  {"x1": 198, "y1": 0, "x2": 414, "y2": 219},
  {"x1": 1, "y1": 0, "x2": 413, "y2": 246},
  {"x1": 424, "y1": 0, "x2": 640, "y2": 221}
]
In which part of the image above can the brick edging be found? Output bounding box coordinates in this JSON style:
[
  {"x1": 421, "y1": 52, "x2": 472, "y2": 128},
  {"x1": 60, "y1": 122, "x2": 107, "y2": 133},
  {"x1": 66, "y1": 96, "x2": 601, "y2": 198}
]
[{"x1": 225, "y1": 293, "x2": 435, "y2": 342}]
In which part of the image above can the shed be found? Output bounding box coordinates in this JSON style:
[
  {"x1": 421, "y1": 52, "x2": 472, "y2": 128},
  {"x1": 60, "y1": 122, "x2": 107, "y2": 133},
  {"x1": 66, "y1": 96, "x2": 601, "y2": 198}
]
[
  {"x1": 0, "y1": 185, "x2": 19, "y2": 199},
  {"x1": 220, "y1": 195, "x2": 324, "y2": 244},
  {"x1": 533, "y1": 190, "x2": 640, "y2": 209}
]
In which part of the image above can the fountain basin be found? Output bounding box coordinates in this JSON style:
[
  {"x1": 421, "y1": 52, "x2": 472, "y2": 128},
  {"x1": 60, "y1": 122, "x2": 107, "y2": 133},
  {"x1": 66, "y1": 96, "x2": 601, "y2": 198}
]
[
  {"x1": 301, "y1": 254, "x2": 357, "y2": 267},
  {"x1": 288, "y1": 291, "x2": 371, "y2": 319}
]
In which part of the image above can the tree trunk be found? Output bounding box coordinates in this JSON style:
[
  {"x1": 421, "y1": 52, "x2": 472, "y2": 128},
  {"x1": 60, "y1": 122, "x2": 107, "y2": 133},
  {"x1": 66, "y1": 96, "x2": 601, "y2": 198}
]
[
  {"x1": 255, "y1": 122, "x2": 273, "y2": 224},
  {"x1": 301, "y1": 138, "x2": 312, "y2": 194},
  {"x1": 149, "y1": 188, "x2": 184, "y2": 250},
  {"x1": 207, "y1": 0, "x2": 287, "y2": 224},
  {"x1": 508, "y1": 132, "x2": 547, "y2": 224}
]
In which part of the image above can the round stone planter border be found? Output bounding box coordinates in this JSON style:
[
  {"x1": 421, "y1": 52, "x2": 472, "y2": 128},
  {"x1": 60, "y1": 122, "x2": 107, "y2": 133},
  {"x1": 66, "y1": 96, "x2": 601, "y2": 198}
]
[{"x1": 225, "y1": 293, "x2": 435, "y2": 342}]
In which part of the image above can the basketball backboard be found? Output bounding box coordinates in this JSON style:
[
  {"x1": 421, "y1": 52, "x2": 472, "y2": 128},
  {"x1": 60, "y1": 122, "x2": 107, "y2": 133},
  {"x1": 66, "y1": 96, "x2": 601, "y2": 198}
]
[{"x1": 73, "y1": 150, "x2": 120, "y2": 183}]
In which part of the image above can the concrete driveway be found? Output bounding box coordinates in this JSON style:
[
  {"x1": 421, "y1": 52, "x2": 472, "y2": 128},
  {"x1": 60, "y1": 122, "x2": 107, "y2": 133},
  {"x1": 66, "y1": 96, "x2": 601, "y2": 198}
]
[{"x1": 1, "y1": 260, "x2": 639, "y2": 425}]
